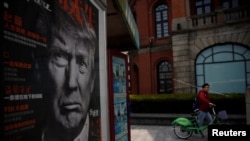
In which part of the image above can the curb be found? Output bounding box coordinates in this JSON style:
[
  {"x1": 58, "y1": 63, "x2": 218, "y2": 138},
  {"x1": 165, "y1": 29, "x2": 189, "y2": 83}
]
[{"x1": 129, "y1": 113, "x2": 246, "y2": 125}]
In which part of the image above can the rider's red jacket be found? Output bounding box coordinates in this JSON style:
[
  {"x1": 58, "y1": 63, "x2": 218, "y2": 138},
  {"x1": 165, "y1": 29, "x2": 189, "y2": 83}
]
[{"x1": 198, "y1": 90, "x2": 211, "y2": 112}]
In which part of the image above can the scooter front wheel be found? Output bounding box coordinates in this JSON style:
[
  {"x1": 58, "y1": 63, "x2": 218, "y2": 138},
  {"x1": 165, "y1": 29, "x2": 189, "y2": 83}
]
[{"x1": 173, "y1": 124, "x2": 193, "y2": 139}]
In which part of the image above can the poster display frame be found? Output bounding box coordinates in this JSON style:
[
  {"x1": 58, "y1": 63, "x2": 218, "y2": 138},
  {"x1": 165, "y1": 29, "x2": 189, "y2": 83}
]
[{"x1": 108, "y1": 49, "x2": 131, "y2": 141}]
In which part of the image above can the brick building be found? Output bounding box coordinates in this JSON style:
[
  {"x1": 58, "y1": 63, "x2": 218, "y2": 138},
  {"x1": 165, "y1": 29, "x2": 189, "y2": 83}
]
[{"x1": 128, "y1": 0, "x2": 250, "y2": 94}]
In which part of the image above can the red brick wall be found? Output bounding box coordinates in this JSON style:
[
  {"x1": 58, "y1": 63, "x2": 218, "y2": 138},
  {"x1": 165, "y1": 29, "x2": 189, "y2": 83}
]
[
  {"x1": 129, "y1": 49, "x2": 173, "y2": 94},
  {"x1": 129, "y1": 0, "x2": 176, "y2": 94},
  {"x1": 172, "y1": 0, "x2": 186, "y2": 18}
]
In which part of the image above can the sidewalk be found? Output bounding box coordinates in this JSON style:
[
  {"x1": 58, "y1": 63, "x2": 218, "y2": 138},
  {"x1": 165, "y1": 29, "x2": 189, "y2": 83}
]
[
  {"x1": 129, "y1": 113, "x2": 246, "y2": 141},
  {"x1": 130, "y1": 125, "x2": 207, "y2": 141}
]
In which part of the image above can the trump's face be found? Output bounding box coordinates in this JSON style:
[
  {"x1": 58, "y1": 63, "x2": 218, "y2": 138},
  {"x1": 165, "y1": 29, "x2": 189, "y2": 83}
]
[{"x1": 46, "y1": 27, "x2": 94, "y2": 130}]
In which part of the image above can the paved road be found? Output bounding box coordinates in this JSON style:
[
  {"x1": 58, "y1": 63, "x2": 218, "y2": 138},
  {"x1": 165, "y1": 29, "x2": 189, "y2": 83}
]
[{"x1": 130, "y1": 125, "x2": 207, "y2": 141}]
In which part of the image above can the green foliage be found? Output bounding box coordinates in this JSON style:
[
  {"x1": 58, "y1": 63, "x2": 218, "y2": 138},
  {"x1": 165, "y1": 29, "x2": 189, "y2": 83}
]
[
  {"x1": 129, "y1": 93, "x2": 194, "y2": 102},
  {"x1": 129, "y1": 93, "x2": 246, "y2": 114}
]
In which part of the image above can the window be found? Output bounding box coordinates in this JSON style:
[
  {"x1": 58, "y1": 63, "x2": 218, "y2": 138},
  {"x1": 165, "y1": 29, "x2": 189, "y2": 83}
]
[
  {"x1": 195, "y1": 0, "x2": 211, "y2": 15},
  {"x1": 222, "y1": 0, "x2": 239, "y2": 8},
  {"x1": 157, "y1": 61, "x2": 172, "y2": 94},
  {"x1": 155, "y1": 4, "x2": 168, "y2": 38},
  {"x1": 222, "y1": 0, "x2": 240, "y2": 20},
  {"x1": 196, "y1": 44, "x2": 250, "y2": 93}
]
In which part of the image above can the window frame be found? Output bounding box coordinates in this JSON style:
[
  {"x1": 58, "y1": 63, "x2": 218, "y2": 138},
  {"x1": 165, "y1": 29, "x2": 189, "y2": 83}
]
[
  {"x1": 157, "y1": 60, "x2": 172, "y2": 94},
  {"x1": 195, "y1": 0, "x2": 212, "y2": 15},
  {"x1": 154, "y1": 3, "x2": 169, "y2": 38}
]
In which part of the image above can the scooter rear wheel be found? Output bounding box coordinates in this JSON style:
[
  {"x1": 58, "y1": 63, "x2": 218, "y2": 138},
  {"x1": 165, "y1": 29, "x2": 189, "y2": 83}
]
[{"x1": 173, "y1": 124, "x2": 193, "y2": 139}]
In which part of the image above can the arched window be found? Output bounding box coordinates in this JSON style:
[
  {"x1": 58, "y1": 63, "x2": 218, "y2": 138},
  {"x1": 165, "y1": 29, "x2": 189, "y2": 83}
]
[
  {"x1": 157, "y1": 61, "x2": 172, "y2": 94},
  {"x1": 195, "y1": 44, "x2": 250, "y2": 93},
  {"x1": 155, "y1": 4, "x2": 169, "y2": 38}
]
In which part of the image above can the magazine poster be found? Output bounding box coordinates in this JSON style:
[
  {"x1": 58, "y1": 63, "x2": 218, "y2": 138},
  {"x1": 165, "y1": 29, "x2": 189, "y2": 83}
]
[{"x1": 1, "y1": 0, "x2": 101, "y2": 141}]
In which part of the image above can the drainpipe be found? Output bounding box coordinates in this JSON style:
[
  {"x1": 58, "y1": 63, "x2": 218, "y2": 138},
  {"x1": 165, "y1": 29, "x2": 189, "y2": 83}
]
[{"x1": 149, "y1": 38, "x2": 153, "y2": 94}]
